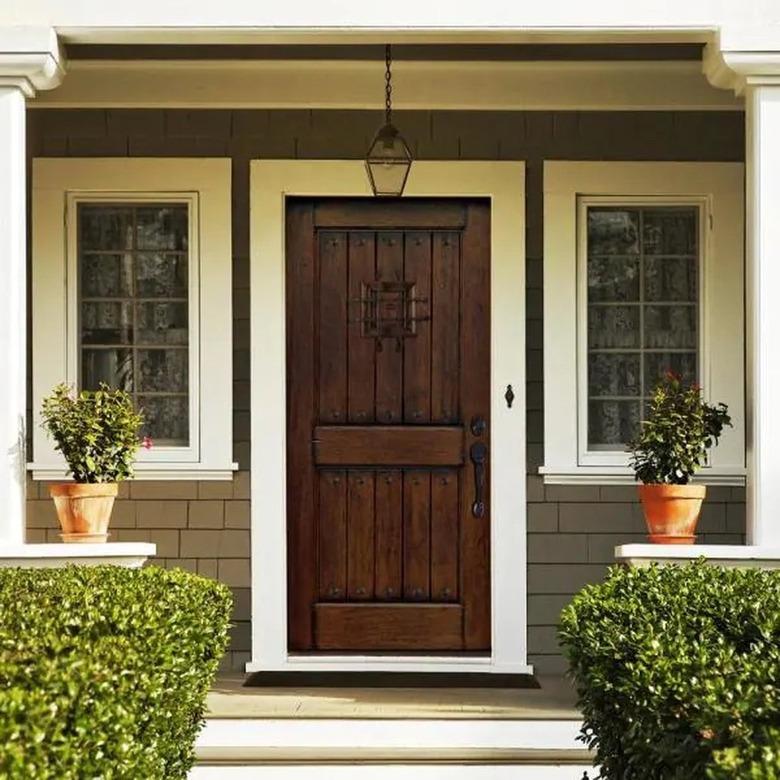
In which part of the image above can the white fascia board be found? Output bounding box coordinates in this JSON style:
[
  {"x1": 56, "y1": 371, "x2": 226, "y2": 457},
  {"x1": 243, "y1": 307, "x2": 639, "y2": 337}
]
[{"x1": 0, "y1": 0, "x2": 773, "y2": 38}]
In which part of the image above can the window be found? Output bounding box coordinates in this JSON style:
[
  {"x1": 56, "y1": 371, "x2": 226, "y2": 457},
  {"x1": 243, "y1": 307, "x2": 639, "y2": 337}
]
[
  {"x1": 79, "y1": 202, "x2": 192, "y2": 446},
  {"x1": 584, "y1": 203, "x2": 700, "y2": 451},
  {"x1": 543, "y1": 162, "x2": 745, "y2": 485},
  {"x1": 32, "y1": 159, "x2": 234, "y2": 480}
]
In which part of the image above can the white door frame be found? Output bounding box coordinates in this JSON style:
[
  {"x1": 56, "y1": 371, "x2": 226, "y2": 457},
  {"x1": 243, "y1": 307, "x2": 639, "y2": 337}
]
[{"x1": 247, "y1": 160, "x2": 529, "y2": 674}]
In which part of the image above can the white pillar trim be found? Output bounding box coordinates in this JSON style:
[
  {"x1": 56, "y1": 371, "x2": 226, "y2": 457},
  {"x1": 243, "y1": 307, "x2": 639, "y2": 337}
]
[
  {"x1": 703, "y1": 43, "x2": 780, "y2": 94},
  {"x1": 0, "y1": 26, "x2": 65, "y2": 97},
  {"x1": 0, "y1": 85, "x2": 27, "y2": 546}
]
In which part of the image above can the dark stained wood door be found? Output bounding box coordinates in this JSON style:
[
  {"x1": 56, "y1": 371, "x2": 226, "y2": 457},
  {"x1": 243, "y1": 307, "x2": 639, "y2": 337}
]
[{"x1": 286, "y1": 198, "x2": 490, "y2": 652}]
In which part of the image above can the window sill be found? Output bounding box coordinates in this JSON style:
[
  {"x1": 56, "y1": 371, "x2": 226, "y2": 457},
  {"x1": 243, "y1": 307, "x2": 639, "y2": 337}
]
[
  {"x1": 28, "y1": 462, "x2": 239, "y2": 482},
  {"x1": 539, "y1": 465, "x2": 746, "y2": 487}
]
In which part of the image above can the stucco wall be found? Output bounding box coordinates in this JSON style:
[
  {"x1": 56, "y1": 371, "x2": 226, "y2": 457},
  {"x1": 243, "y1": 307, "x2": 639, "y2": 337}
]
[{"x1": 25, "y1": 108, "x2": 746, "y2": 673}]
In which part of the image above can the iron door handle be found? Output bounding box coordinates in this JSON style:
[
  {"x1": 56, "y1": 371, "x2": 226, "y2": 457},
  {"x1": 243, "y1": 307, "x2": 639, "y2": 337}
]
[{"x1": 470, "y1": 441, "x2": 487, "y2": 518}]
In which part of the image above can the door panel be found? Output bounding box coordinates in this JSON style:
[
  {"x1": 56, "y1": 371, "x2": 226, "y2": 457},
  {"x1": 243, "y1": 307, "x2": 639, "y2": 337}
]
[
  {"x1": 313, "y1": 603, "x2": 464, "y2": 652},
  {"x1": 287, "y1": 198, "x2": 491, "y2": 653},
  {"x1": 374, "y1": 232, "x2": 404, "y2": 424},
  {"x1": 374, "y1": 470, "x2": 403, "y2": 601},
  {"x1": 347, "y1": 232, "x2": 375, "y2": 423},
  {"x1": 313, "y1": 425, "x2": 464, "y2": 466}
]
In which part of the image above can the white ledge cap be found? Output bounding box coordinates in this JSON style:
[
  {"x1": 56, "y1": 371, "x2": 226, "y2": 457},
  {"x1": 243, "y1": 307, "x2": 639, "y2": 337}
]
[
  {"x1": 0, "y1": 26, "x2": 65, "y2": 96},
  {"x1": 703, "y1": 42, "x2": 780, "y2": 94},
  {"x1": 0, "y1": 542, "x2": 156, "y2": 569},
  {"x1": 616, "y1": 543, "x2": 780, "y2": 569}
]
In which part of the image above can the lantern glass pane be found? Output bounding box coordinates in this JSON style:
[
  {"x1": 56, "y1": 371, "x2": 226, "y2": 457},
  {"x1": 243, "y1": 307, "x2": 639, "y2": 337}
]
[
  {"x1": 365, "y1": 125, "x2": 413, "y2": 196},
  {"x1": 366, "y1": 160, "x2": 411, "y2": 197}
]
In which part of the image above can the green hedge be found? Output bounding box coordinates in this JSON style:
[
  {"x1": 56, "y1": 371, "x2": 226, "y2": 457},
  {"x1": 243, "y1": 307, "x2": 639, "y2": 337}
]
[
  {"x1": 559, "y1": 562, "x2": 780, "y2": 779},
  {"x1": 0, "y1": 566, "x2": 232, "y2": 779}
]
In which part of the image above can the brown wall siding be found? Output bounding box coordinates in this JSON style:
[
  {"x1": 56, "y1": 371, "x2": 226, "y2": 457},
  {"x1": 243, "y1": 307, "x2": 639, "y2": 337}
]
[{"x1": 26, "y1": 108, "x2": 746, "y2": 673}]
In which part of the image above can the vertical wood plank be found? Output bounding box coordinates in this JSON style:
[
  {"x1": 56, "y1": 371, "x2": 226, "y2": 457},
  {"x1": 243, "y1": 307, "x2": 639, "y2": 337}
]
[
  {"x1": 403, "y1": 231, "x2": 432, "y2": 423},
  {"x1": 403, "y1": 470, "x2": 431, "y2": 601},
  {"x1": 286, "y1": 202, "x2": 317, "y2": 650},
  {"x1": 374, "y1": 469, "x2": 403, "y2": 601},
  {"x1": 431, "y1": 469, "x2": 459, "y2": 602},
  {"x1": 460, "y1": 203, "x2": 492, "y2": 649},
  {"x1": 431, "y1": 232, "x2": 461, "y2": 424},
  {"x1": 347, "y1": 232, "x2": 376, "y2": 423},
  {"x1": 319, "y1": 231, "x2": 348, "y2": 423},
  {"x1": 375, "y1": 231, "x2": 404, "y2": 423},
  {"x1": 347, "y1": 471, "x2": 375, "y2": 600},
  {"x1": 318, "y1": 470, "x2": 347, "y2": 601}
]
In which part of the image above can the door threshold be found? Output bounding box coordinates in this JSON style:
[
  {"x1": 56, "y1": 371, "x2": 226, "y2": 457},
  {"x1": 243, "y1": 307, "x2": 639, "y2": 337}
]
[
  {"x1": 243, "y1": 671, "x2": 540, "y2": 689},
  {"x1": 245, "y1": 656, "x2": 535, "y2": 677}
]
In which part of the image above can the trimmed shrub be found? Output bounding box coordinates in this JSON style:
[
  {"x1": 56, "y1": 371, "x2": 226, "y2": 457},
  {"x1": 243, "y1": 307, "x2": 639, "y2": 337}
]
[
  {"x1": 0, "y1": 566, "x2": 231, "y2": 779},
  {"x1": 559, "y1": 562, "x2": 780, "y2": 779}
]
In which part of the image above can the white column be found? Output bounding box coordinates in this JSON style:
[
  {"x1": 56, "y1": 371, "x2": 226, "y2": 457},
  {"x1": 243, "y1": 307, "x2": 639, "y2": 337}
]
[
  {"x1": 0, "y1": 85, "x2": 27, "y2": 545},
  {"x1": 0, "y1": 27, "x2": 64, "y2": 547},
  {"x1": 745, "y1": 84, "x2": 780, "y2": 547}
]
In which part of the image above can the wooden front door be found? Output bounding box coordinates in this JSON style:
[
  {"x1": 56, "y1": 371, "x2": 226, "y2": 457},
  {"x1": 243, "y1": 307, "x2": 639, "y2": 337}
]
[{"x1": 286, "y1": 198, "x2": 490, "y2": 653}]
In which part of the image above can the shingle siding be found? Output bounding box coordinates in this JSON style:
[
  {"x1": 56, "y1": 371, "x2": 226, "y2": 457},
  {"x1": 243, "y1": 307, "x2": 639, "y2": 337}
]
[{"x1": 26, "y1": 107, "x2": 745, "y2": 673}]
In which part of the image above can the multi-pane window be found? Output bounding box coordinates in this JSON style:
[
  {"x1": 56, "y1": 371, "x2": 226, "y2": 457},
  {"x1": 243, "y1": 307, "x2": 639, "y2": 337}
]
[
  {"x1": 78, "y1": 203, "x2": 190, "y2": 446},
  {"x1": 586, "y1": 205, "x2": 699, "y2": 450}
]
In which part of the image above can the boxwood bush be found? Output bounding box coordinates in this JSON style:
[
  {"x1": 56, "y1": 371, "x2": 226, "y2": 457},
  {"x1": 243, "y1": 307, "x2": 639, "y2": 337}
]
[
  {"x1": 0, "y1": 566, "x2": 231, "y2": 779},
  {"x1": 560, "y1": 562, "x2": 780, "y2": 779}
]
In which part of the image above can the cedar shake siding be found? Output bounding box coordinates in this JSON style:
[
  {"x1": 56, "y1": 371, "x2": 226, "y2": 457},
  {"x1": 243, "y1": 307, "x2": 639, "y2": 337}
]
[{"x1": 25, "y1": 109, "x2": 746, "y2": 673}]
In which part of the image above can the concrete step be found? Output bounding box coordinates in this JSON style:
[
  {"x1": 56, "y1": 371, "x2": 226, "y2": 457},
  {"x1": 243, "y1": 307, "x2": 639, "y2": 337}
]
[
  {"x1": 192, "y1": 764, "x2": 593, "y2": 779},
  {"x1": 191, "y1": 676, "x2": 595, "y2": 777},
  {"x1": 191, "y1": 716, "x2": 594, "y2": 778}
]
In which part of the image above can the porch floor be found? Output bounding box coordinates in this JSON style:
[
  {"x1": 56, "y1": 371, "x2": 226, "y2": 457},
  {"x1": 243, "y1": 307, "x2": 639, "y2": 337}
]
[
  {"x1": 197, "y1": 676, "x2": 590, "y2": 773},
  {"x1": 206, "y1": 674, "x2": 581, "y2": 720}
]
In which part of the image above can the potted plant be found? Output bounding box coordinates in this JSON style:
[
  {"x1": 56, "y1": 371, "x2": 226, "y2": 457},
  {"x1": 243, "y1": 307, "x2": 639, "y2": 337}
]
[
  {"x1": 629, "y1": 373, "x2": 731, "y2": 544},
  {"x1": 41, "y1": 383, "x2": 147, "y2": 543}
]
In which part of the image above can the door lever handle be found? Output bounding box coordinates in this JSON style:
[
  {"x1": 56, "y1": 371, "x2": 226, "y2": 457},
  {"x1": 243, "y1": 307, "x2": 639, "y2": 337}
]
[{"x1": 470, "y1": 441, "x2": 487, "y2": 518}]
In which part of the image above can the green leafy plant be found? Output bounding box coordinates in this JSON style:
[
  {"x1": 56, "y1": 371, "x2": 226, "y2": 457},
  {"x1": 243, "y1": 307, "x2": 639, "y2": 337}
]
[
  {"x1": 0, "y1": 566, "x2": 232, "y2": 779},
  {"x1": 559, "y1": 562, "x2": 780, "y2": 780},
  {"x1": 41, "y1": 383, "x2": 145, "y2": 482},
  {"x1": 629, "y1": 373, "x2": 731, "y2": 485}
]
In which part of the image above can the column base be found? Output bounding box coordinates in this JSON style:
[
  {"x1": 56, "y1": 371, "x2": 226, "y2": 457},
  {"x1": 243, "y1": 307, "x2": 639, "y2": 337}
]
[
  {"x1": 0, "y1": 542, "x2": 156, "y2": 568},
  {"x1": 615, "y1": 543, "x2": 780, "y2": 569}
]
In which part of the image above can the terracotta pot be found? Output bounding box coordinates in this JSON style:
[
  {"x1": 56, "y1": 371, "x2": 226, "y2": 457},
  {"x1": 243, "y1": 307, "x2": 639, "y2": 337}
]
[
  {"x1": 638, "y1": 483, "x2": 706, "y2": 544},
  {"x1": 49, "y1": 483, "x2": 118, "y2": 544}
]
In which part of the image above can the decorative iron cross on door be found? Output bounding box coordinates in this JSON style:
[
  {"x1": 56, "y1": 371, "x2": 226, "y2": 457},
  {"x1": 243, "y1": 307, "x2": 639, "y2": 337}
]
[{"x1": 351, "y1": 280, "x2": 429, "y2": 350}]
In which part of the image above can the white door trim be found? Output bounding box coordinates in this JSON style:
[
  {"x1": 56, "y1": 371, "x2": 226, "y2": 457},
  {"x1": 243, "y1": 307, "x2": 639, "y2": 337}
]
[{"x1": 248, "y1": 160, "x2": 528, "y2": 674}]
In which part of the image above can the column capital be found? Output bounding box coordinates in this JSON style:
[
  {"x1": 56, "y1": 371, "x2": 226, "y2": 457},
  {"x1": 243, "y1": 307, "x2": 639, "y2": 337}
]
[
  {"x1": 703, "y1": 42, "x2": 780, "y2": 95},
  {"x1": 0, "y1": 26, "x2": 65, "y2": 97}
]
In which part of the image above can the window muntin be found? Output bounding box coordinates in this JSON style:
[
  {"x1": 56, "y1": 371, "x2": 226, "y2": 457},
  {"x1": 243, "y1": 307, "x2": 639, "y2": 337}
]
[
  {"x1": 583, "y1": 204, "x2": 700, "y2": 452},
  {"x1": 77, "y1": 202, "x2": 191, "y2": 446}
]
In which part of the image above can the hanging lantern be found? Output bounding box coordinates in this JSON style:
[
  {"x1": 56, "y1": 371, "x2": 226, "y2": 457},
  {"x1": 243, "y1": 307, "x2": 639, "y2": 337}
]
[{"x1": 365, "y1": 45, "x2": 413, "y2": 197}]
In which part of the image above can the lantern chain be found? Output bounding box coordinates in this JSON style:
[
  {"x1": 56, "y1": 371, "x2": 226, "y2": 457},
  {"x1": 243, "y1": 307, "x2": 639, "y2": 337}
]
[{"x1": 385, "y1": 44, "x2": 393, "y2": 126}]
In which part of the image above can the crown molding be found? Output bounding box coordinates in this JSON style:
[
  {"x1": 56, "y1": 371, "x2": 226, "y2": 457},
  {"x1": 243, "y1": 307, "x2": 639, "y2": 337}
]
[
  {"x1": 0, "y1": 27, "x2": 66, "y2": 96},
  {"x1": 703, "y1": 42, "x2": 780, "y2": 94}
]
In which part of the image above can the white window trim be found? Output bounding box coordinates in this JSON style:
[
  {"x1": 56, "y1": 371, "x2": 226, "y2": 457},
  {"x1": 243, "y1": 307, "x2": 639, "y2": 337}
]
[
  {"x1": 248, "y1": 160, "x2": 529, "y2": 674},
  {"x1": 542, "y1": 161, "x2": 745, "y2": 486},
  {"x1": 31, "y1": 158, "x2": 236, "y2": 480}
]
